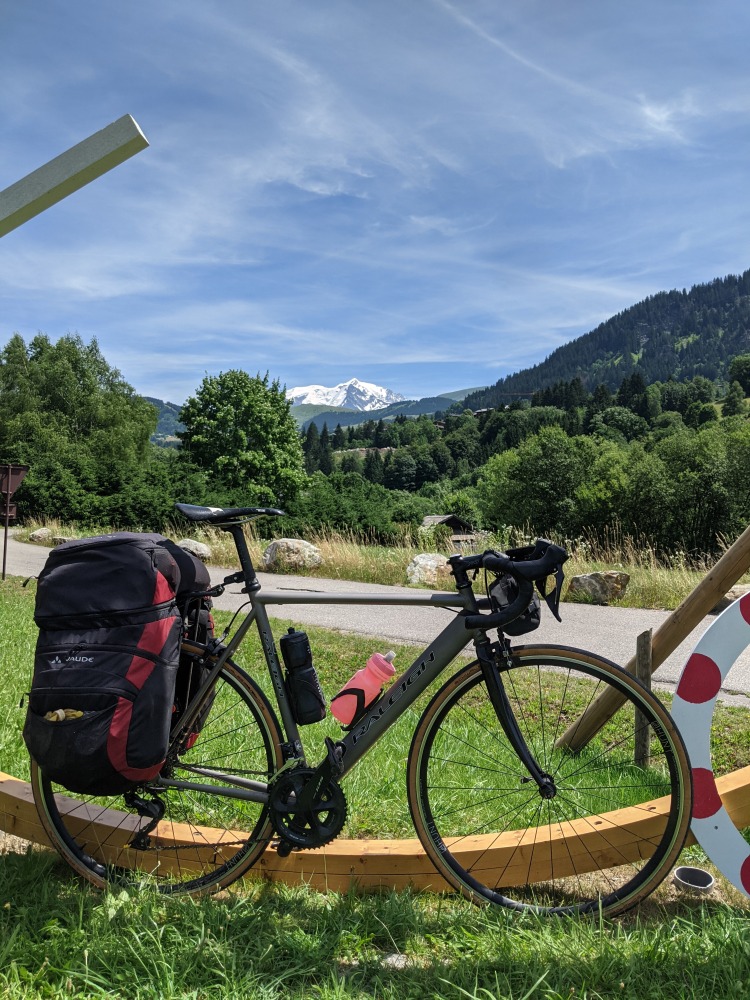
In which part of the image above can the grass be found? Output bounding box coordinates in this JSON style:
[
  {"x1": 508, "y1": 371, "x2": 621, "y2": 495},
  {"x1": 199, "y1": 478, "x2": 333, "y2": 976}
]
[
  {"x1": 1, "y1": 864, "x2": 749, "y2": 999},
  {"x1": 3, "y1": 577, "x2": 750, "y2": 998},
  {"x1": 17, "y1": 518, "x2": 750, "y2": 610}
]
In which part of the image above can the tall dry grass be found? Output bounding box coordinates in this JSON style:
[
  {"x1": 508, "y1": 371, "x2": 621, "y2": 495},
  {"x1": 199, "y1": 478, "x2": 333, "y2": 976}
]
[
  {"x1": 563, "y1": 525, "x2": 716, "y2": 611},
  {"x1": 167, "y1": 522, "x2": 435, "y2": 587},
  {"x1": 17, "y1": 518, "x2": 747, "y2": 610}
]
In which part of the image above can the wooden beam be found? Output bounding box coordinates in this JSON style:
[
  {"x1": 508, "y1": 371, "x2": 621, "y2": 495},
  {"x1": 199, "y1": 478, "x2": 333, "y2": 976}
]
[
  {"x1": 634, "y1": 629, "x2": 652, "y2": 768},
  {"x1": 7, "y1": 767, "x2": 750, "y2": 890},
  {"x1": 0, "y1": 114, "x2": 148, "y2": 238},
  {"x1": 557, "y1": 523, "x2": 750, "y2": 751}
]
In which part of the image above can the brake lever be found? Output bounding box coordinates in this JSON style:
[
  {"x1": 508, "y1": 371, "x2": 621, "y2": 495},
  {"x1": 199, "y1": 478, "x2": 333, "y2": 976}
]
[{"x1": 536, "y1": 564, "x2": 565, "y2": 622}]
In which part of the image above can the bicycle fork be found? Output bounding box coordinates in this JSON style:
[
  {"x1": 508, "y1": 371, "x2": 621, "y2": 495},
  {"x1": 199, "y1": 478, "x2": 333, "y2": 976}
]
[{"x1": 476, "y1": 636, "x2": 557, "y2": 800}]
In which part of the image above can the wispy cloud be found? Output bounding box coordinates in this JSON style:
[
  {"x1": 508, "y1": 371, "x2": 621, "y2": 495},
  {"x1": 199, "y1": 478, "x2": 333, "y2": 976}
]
[
  {"x1": 1, "y1": 0, "x2": 749, "y2": 403},
  {"x1": 636, "y1": 91, "x2": 701, "y2": 139}
]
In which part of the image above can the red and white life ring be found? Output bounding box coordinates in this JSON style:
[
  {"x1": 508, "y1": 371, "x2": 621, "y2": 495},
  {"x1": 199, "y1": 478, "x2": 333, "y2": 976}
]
[{"x1": 671, "y1": 593, "x2": 750, "y2": 896}]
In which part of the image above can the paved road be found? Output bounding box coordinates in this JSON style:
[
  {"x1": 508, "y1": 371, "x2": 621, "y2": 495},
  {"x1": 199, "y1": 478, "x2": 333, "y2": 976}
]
[{"x1": 5, "y1": 533, "x2": 750, "y2": 702}]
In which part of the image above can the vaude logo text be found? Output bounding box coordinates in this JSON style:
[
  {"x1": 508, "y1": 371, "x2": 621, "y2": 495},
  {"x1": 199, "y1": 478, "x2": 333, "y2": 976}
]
[{"x1": 50, "y1": 654, "x2": 94, "y2": 664}]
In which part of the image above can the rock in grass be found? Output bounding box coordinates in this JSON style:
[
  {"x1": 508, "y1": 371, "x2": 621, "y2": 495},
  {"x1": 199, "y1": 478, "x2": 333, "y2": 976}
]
[
  {"x1": 406, "y1": 553, "x2": 451, "y2": 587},
  {"x1": 567, "y1": 571, "x2": 630, "y2": 605},
  {"x1": 711, "y1": 584, "x2": 750, "y2": 614},
  {"x1": 28, "y1": 528, "x2": 53, "y2": 542},
  {"x1": 177, "y1": 538, "x2": 212, "y2": 562},
  {"x1": 262, "y1": 538, "x2": 322, "y2": 571}
]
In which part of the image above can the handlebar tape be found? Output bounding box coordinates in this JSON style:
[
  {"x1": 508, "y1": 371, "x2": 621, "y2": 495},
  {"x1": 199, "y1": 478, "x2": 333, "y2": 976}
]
[
  {"x1": 482, "y1": 540, "x2": 567, "y2": 582},
  {"x1": 460, "y1": 539, "x2": 568, "y2": 631}
]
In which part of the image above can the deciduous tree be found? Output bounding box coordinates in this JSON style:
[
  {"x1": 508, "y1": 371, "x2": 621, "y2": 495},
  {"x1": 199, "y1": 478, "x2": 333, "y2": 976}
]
[
  {"x1": 178, "y1": 370, "x2": 304, "y2": 503},
  {"x1": 0, "y1": 332, "x2": 160, "y2": 524}
]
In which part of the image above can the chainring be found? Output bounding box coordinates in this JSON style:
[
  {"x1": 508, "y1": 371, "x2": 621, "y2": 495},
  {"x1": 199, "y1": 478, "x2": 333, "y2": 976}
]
[{"x1": 268, "y1": 767, "x2": 347, "y2": 849}]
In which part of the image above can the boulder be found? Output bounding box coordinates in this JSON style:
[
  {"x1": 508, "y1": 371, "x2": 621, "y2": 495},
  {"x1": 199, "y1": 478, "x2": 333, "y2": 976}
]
[
  {"x1": 711, "y1": 584, "x2": 750, "y2": 614},
  {"x1": 52, "y1": 535, "x2": 75, "y2": 546},
  {"x1": 406, "y1": 553, "x2": 452, "y2": 587},
  {"x1": 262, "y1": 538, "x2": 322, "y2": 571},
  {"x1": 566, "y1": 571, "x2": 630, "y2": 605},
  {"x1": 176, "y1": 538, "x2": 212, "y2": 562},
  {"x1": 28, "y1": 527, "x2": 53, "y2": 542}
]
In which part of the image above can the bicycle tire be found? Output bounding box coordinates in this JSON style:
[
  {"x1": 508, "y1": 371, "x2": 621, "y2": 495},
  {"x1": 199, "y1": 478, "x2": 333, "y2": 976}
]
[
  {"x1": 31, "y1": 649, "x2": 283, "y2": 896},
  {"x1": 407, "y1": 644, "x2": 692, "y2": 917}
]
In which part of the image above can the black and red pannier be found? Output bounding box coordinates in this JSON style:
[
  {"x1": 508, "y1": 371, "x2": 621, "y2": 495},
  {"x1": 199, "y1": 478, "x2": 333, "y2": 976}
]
[
  {"x1": 23, "y1": 532, "x2": 210, "y2": 796},
  {"x1": 167, "y1": 543, "x2": 216, "y2": 748}
]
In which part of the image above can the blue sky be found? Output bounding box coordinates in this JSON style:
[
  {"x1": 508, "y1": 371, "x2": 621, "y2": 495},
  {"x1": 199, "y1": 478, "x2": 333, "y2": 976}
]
[{"x1": 1, "y1": 1, "x2": 749, "y2": 405}]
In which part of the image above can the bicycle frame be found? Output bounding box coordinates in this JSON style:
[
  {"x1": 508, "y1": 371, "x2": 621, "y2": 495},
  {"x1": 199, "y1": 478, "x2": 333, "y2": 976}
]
[
  {"x1": 157, "y1": 585, "x2": 482, "y2": 801},
  {"x1": 34, "y1": 510, "x2": 691, "y2": 913}
]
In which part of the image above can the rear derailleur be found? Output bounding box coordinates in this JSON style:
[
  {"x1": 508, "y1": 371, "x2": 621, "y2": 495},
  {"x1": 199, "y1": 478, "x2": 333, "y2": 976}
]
[{"x1": 124, "y1": 789, "x2": 165, "y2": 851}]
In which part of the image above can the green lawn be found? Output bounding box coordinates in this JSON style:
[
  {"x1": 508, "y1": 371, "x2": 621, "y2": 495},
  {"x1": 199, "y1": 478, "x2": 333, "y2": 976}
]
[{"x1": 2, "y1": 575, "x2": 750, "y2": 999}]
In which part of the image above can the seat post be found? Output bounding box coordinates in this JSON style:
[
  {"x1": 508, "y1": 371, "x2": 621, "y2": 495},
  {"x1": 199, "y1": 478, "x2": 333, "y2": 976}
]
[{"x1": 224, "y1": 523, "x2": 260, "y2": 592}]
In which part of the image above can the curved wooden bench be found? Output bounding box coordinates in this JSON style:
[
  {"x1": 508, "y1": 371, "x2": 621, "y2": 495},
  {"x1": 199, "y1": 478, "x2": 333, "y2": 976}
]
[{"x1": 3, "y1": 767, "x2": 750, "y2": 890}]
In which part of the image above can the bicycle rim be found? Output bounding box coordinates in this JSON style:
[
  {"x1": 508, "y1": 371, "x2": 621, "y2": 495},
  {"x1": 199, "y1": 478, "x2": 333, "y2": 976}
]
[
  {"x1": 31, "y1": 657, "x2": 283, "y2": 895},
  {"x1": 407, "y1": 645, "x2": 692, "y2": 917}
]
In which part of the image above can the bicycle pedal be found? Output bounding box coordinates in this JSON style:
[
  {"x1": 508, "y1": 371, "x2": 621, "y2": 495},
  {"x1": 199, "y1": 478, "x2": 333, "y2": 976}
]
[{"x1": 275, "y1": 839, "x2": 295, "y2": 858}]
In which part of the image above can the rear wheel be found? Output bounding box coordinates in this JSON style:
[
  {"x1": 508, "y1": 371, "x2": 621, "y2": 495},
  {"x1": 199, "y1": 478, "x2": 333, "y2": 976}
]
[
  {"x1": 407, "y1": 645, "x2": 692, "y2": 917},
  {"x1": 31, "y1": 652, "x2": 283, "y2": 895}
]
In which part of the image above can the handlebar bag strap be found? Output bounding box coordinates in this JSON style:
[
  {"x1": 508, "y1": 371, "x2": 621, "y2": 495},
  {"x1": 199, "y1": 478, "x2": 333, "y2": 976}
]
[{"x1": 488, "y1": 573, "x2": 541, "y2": 636}]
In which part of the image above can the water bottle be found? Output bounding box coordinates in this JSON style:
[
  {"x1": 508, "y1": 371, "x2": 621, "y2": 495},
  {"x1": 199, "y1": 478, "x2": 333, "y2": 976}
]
[
  {"x1": 280, "y1": 628, "x2": 327, "y2": 725},
  {"x1": 330, "y1": 650, "x2": 396, "y2": 726}
]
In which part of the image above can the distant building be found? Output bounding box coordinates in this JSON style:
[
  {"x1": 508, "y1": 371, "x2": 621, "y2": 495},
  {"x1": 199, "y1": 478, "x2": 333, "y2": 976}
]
[{"x1": 420, "y1": 514, "x2": 476, "y2": 547}]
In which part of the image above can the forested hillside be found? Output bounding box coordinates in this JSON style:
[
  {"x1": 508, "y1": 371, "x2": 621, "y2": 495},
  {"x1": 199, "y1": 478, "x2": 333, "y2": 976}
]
[
  {"x1": 464, "y1": 269, "x2": 750, "y2": 409},
  {"x1": 145, "y1": 396, "x2": 184, "y2": 446},
  {"x1": 299, "y1": 394, "x2": 460, "y2": 431},
  {"x1": 4, "y1": 266, "x2": 750, "y2": 562}
]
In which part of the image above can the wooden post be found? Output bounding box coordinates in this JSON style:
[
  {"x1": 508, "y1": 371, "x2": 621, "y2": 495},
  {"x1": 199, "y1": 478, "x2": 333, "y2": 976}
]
[
  {"x1": 0, "y1": 114, "x2": 148, "y2": 238},
  {"x1": 633, "y1": 629, "x2": 652, "y2": 768},
  {"x1": 557, "y1": 522, "x2": 750, "y2": 751},
  {"x1": 1, "y1": 464, "x2": 28, "y2": 581}
]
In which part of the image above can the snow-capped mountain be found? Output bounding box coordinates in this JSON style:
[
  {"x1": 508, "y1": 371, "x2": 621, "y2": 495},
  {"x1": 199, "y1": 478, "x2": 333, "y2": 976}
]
[{"x1": 286, "y1": 378, "x2": 406, "y2": 412}]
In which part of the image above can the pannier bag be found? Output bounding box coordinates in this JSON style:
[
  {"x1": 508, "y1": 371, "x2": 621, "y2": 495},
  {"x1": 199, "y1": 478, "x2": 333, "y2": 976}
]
[
  {"x1": 172, "y1": 570, "x2": 217, "y2": 750},
  {"x1": 23, "y1": 532, "x2": 207, "y2": 796},
  {"x1": 160, "y1": 539, "x2": 216, "y2": 737}
]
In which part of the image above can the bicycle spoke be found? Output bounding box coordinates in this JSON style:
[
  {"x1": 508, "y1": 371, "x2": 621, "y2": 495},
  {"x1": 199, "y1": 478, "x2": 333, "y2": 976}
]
[
  {"x1": 33, "y1": 659, "x2": 281, "y2": 895},
  {"x1": 408, "y1": 651, "x2": 691, "y2": 916}
]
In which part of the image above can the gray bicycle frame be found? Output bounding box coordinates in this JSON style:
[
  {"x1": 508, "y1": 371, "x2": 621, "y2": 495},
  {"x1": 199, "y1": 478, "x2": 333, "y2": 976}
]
[{"x1": 156, "y1": 586, "x2": 481, "y2": 803}]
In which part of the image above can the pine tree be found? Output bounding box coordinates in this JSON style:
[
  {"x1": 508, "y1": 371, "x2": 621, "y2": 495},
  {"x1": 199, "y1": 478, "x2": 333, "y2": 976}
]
[
  {"x1": 319, "y1": 423, "x2": 333, "y2": 475},
  {"x1": 363, "y1": 449, "x2": 384, "y2": 484},
  {"x1": 303, "y1": 422, "x2": 321, "y2": 473},
  {"x1": 722, "y1": 381, "x2": 747, "y2": 417}
]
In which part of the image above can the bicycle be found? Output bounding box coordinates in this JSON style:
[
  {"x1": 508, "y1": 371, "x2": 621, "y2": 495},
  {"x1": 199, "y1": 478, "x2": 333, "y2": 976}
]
[{"x1": 30, "y1": 503, "x2": 693, "y2": 916}]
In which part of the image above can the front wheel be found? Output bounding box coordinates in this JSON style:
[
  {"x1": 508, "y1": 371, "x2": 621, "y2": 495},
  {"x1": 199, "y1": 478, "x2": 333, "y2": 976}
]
[
  {"x1": 407, "y1": 645, "x2": 692, "y2": 917},
  {"x1": 31, "y1": 653, "x2": 284, "y2": 896}
]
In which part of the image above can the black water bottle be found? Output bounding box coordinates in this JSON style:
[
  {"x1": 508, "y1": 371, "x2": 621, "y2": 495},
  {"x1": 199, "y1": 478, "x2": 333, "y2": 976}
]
[{"x1": 280, "y1": 628, "x2": 327, "y2": 725}]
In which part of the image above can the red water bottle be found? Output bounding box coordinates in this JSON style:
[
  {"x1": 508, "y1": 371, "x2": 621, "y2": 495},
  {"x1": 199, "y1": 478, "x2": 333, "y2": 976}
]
[{"x1": 330, "y1": 651, "x2": 396, "y2": 725}]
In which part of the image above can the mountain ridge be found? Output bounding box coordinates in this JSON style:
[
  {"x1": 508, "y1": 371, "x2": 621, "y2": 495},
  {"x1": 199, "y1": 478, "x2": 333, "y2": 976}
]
[
  {"x1": 143, "y1": 386, "x2": 481, "y2": 441},
  {"x1": 463, "y1": 268, "x2": 750, "y2": 410},
  {"x1": 292, "y1": 389, "x2": 480, "y2": 430},
  {"x1": 286, "y1": 377, "x2": 405, "y2": 411},
  {"x1": 144, "y1": 266, "x2": 750, "y2": 442}
]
